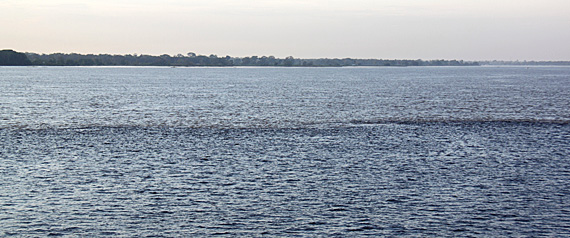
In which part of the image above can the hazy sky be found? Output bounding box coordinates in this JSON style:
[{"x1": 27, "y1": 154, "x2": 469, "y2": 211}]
[{"x1": 1, "y1": 0, "x2": 569, "y2": 60}]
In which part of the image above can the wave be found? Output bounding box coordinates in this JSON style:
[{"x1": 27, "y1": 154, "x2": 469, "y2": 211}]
[
  {"x1": 1, "y1": 117, "x2": 569, "y2": 131},
  {"x1": 349, "y1": 118, "x2": 570, "y2": 125}
]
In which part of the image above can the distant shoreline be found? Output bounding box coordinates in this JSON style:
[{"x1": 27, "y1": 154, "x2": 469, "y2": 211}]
[
  {"x1": 3, "y1": 50, "x2": 570, "y2": 67},
  {"x1": 23, "y1": 52, "x2": 479, "y2": 67}
]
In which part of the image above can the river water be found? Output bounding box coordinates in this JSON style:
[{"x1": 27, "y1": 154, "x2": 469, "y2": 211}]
[{"x1": 1, "y1": 66, "x2": 569, "y2": 236}]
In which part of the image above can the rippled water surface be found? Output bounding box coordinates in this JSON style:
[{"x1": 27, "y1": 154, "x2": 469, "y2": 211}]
[{"x1": 1, "y1": 66, "x2": 570, "y2": 237}]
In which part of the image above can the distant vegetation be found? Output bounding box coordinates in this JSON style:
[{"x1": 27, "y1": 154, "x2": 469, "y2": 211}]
[
  {"x1": 479, "y1": 60, "x2": 570, "y2": 66},
  {"x1": 3, "y1": 50, "x2": 569, "y2": 67},
  {"x1": 25, "y1": 52, "x2": 480, "y2": 67},
  {"x1": 0, "y1": 50, "x2": 32, "y2": 66}
]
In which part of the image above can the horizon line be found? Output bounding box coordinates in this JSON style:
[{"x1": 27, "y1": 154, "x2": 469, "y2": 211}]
[{"x1": 16, "y1": 51, "x2": 570, "y2": 62}]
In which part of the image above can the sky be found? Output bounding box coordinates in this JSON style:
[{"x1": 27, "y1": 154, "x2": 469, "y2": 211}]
[{"x1": 1, "y1": 0, "x2": 569, "y2": 60}]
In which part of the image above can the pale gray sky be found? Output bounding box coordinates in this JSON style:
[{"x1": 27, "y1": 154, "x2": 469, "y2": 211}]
[{"x1": 1, "y1": 0, "x2": 569, "y2": 60}]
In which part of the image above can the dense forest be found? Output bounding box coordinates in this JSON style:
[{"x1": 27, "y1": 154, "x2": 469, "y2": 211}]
[
  {"x1": 0, "y1": 50, "x2": 32, "y2": 66},
  {"x1": 3, "y1": 50, "x2": 570, "y2": 67},
  {"x1": 24, "y1": 52, "x2": 480, "y2": 67}
]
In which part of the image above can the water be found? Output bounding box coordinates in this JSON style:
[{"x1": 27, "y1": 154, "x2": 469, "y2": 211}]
[{"x1": 1, "y1": 66, "x2": 570, "y2": 237}]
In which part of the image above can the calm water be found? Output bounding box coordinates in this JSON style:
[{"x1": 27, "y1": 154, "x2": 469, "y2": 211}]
[{"x1": 1, "y1": 66, "x2": 570, "y2": 237}]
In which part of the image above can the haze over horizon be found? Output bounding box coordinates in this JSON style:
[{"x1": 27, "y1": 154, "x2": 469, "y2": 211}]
[{"x1": 2, "y1": 0, "x2": 569, "y2": 61}]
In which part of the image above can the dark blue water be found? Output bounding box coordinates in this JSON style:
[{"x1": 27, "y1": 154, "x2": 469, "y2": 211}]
[{"x1": 1, "y1": 66, "x2": 570, "y2": 236}]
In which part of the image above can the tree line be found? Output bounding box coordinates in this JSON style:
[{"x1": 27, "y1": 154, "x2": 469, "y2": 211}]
[
  {"x1": 479, "y1": 60, "x2": 570, "y2": 66},
  {"x1": 0, "y1": 50, "x2": 32, "y2": 66},
  {"x1": 4, "y1": 50, "x2": 570, "y2": 67},
  {"x1": 23, "y1": 52, "x2": 480, "y2": 67}
]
